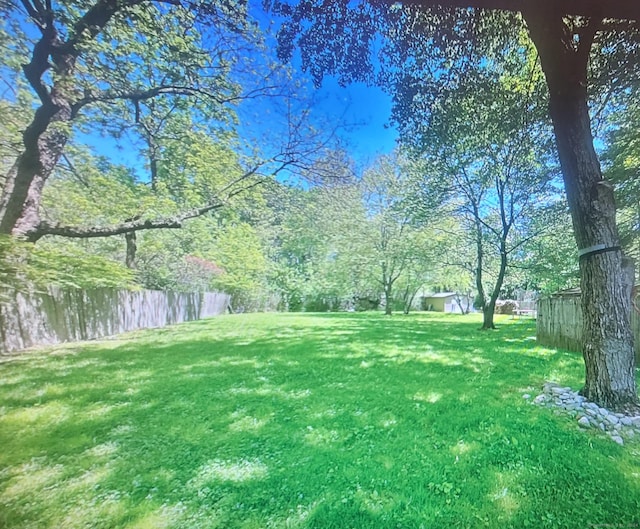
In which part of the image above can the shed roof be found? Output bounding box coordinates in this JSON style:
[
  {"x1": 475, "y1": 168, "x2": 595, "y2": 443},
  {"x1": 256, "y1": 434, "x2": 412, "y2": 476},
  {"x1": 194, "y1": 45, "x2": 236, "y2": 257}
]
[{"x1": 425, "y1": 292, "x2": 457, "y2": 298}]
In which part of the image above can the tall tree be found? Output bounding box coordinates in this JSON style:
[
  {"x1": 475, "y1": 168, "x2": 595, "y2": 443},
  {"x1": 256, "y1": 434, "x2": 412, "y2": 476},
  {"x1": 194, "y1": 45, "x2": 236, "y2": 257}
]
[
  {"x1": 1, "y1": 0, "x2": 241, "y2": 237},
  {"x1": 0, "y1": 0, "x2": 337, "y2": 248},
  {"x1": 360, "y1": 154, "x2": 414, "y2": 315},
  {"x1": 417, "y1": 37, "x2": 557, "y2": 329},
  {"x1": 268, "y1": 0, "x2": 640, "y2": 410}
]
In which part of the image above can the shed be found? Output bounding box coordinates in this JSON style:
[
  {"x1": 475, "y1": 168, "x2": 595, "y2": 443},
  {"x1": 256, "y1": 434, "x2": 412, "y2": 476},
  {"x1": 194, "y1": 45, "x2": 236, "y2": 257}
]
[{"x1": 422, "y1": 292, "x2": 474, "y2": 313}]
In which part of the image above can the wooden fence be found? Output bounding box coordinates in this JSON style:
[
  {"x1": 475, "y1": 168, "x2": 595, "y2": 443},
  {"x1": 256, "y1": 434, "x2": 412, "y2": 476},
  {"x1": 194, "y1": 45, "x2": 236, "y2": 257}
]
[
  {"x1": 0, "y1": 287, "x2": 230, "y2": 354},
  {"x1": 537, "y1": 293, "x2": 640, "y2": 361}
]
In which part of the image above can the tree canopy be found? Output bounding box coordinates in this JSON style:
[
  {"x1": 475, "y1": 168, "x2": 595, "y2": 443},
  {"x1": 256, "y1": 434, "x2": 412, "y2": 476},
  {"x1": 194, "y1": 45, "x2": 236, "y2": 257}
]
[
  {"x1": 266, "y1": 0, "x2": 640, "y2": 409},
  {"x1": 3, "y1": 0, "x2": 640, "y2": 410}
]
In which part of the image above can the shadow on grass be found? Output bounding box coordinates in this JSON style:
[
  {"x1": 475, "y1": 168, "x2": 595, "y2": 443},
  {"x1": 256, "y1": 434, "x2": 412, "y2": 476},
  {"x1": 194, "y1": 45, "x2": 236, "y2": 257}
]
[{"x1": 1, "y1": 312, "x2": 639, "y2": 529}]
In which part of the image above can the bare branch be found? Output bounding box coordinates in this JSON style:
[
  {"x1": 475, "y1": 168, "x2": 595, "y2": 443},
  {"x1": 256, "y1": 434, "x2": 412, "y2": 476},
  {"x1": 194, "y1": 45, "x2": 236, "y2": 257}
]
[
  {"x1": 30, "y1": 200, "x2": 225, "y2": 242},
  {"x1": 59, "y1": 153, "x2": 90, "y2": 188}
]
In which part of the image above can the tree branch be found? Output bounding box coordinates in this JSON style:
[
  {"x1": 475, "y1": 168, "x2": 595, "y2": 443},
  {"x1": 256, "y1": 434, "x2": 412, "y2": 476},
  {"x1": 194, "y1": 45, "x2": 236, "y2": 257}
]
[
  {"x1": 19, "y1": 0, "x2": 45, "y2": 28},
  {"x1": 71, "y1": 82, "x2": 284, "y2": 117},
  {"x1": 29, "y1": 160, "x2": 282, "y2": 242},
  {"x1": 30, "y1": 201, "x2": 225, "y2": 242}
]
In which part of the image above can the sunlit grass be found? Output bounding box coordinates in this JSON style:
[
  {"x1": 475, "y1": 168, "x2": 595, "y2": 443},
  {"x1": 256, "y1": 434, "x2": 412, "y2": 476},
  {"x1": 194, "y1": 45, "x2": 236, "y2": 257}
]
[{"x1": 1, "y1": 312, "x2": 639, "y2": 528}]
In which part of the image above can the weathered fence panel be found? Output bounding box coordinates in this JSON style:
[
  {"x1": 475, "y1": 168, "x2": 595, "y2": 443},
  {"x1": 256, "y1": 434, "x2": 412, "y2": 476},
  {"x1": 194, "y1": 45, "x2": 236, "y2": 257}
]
[
  {"x1": 537, "y1": 293, "x2": 640, "y2": 361},
  {"x1": 0, "y1": 287, "x2": 230, "y2": 354}
]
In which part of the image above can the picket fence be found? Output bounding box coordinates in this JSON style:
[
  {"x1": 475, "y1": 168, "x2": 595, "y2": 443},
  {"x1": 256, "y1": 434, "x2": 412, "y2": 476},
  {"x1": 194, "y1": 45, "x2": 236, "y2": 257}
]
[
  {"x1": 0, "y1": 287, "x2": 230, "y2": 354},
  {"x1": 536, "y1": 292, "x2": 640, "y2": 360}
]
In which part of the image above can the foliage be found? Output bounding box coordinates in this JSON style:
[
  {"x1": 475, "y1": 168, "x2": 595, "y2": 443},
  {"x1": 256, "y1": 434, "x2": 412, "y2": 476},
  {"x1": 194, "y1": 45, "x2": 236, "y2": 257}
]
[
  {"x1": 358, "y1": 152, "x2": 442, "y2": 314},
  {"x1": 603, "y1": 105, "x2": 640, "y2": 270},
  {"x1": 209, "y1": 222, "x2": 271, "y2": 310},
  {"x1": 1, "y1": 313, "x2": 639, "y2": 528},
  {"x1": 0, "y1": 235, "x2": 135, "y2": 292},
  {"x1": 514, "y1": 205, "x2": 579, "y2": 294},
  {"x1": 411, "y1": 32, "x2": 560, "y2": 326}
]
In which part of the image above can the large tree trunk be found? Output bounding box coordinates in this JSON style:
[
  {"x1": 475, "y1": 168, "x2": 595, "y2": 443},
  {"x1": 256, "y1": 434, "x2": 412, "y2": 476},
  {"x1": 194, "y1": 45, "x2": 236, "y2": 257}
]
[
  {"x1": 525, "y1": 11, "x2": 637, "y2": 410},
  {"x1": 0, "y1": 0, "x2": 127, "y2": 239},
  {"x1": 0, "y1": 19, "x2": 76, "y2": 238},
  {"x1": 0, "y1": 101, "x2": 71, "y2": 237}
]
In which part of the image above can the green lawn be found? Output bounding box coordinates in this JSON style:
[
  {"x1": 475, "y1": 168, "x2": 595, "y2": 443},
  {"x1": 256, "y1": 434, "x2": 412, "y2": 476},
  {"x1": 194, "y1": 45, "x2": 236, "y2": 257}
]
[{"x1": 1, "y1": 312, "x2": 639, "y2": 529}]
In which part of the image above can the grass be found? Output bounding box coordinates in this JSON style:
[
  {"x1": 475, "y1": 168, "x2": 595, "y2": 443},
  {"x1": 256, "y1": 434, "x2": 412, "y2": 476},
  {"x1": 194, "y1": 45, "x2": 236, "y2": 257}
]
[{"x1": 1, "y1": 312, "x2": 639, "y2": 529}]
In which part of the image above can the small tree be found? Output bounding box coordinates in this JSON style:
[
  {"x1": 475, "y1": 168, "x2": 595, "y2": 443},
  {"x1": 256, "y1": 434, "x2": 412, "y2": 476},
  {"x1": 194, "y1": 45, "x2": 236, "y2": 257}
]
[{"x1": 415, "y1": 39, "x2": 558, "y2": 329}]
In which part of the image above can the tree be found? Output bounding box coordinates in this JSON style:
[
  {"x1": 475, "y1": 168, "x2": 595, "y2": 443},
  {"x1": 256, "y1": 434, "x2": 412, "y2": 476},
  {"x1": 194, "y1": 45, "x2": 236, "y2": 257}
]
[
  {"x1": 359, "y1": 154, "x2": 410, "y2": 315},
  {"x1": 260, "y1": 154, "x2": 363, "y2": 312},
  {"x1": 0, "y1": 0, "x2": 338, "y2": 250},
  {"x1": 209, "y1": 222, "x2": 270, "y2": 311},
  {"x1": 395, "y1": 227, "x2": 440, "y2": 314},
  {"x1": 416, "y1": 38, "x2": 557, "y2": 329},
  {"x1": 0, "y1": 0, "x2": 237, "y2": 236},
  {"x1": 603, "y1": 103, "x2": 640, "y2": 269},
  {"x1": 307, "y1": 182, "x2": 379, "y2": 311},
  {"x1": 268, "y1": 0, "x2": 640, "y2": 410},
  {"x1": 514, "y1": 204, "x2": 579, "y2": 294}
]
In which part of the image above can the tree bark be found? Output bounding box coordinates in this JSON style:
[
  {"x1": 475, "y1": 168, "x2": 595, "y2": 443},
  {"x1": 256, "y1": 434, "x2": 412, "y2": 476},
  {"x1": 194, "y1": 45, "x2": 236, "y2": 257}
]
[
  {"x1": 0, "y1": 0, "x2": 130, "y2": 238},
  {"x1": 0, "y1": 84, "x2": 72, "y2": 237},
  {"x1": 482, "y1": 245, "x2": 508, "y2": 330},
  {"x1": 384, "y1": 284, "x2": 393, "y2": 315},
  {"x1": 524, "y1": 11, "x2": 637, "y2": 410},
  {"x1": 125, "y1": 232, "x2": 137, "y2": 269}
]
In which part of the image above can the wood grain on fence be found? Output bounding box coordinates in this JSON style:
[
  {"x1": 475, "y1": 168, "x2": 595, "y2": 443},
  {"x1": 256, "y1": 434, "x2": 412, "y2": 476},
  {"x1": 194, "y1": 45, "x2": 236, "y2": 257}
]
[
  {"x1": 0, "y1": 287, "x2": 230, "y2": 354},
  {"x1": 536, "y1": 293, "x2": 640, "y2": 360}
]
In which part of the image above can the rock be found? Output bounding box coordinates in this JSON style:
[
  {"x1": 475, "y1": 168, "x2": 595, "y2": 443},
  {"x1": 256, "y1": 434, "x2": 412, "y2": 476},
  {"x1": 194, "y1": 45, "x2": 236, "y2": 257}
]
[
  {"x1": 534, "y1": 382, "x2": 640, "y2": 446},
  {"x1": 577, "y1": 416, "x2": 591, "y2": 428},
  {"x1": 523, "y1": 394, "x2": 531, "y2": 400},
  {"x1": 611, "y1": 435, "x2": 624, "y2": 446}
]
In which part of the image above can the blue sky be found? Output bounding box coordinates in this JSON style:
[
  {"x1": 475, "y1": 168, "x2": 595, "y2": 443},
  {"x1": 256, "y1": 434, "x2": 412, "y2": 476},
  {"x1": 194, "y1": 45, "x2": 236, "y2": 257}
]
[
  {"x1": 318, "y1": 78, "x2": 399, "y2": 164},
  {"x1": 251, "y1": 3, "x2": 399, "y2": 168},
  {"x1": 38, "y1": 2, "x2": 399, "y2": 181}
]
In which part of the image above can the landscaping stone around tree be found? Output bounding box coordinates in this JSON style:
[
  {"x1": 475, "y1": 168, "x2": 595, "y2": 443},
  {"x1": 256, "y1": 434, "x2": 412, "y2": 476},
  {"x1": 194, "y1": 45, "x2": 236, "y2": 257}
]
[{"x1": 528, "y1": 382, "x2": 640, "y2": 445}]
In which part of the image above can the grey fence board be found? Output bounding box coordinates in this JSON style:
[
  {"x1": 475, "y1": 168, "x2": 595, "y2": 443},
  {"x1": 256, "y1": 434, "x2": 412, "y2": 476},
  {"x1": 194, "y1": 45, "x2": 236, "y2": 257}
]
[
  {"x1": 0, "y1": 287, "x2": 230, "y2": 354},
  {"x1": 537, "y1": 294, "x2": 640, "y2": 360}
]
